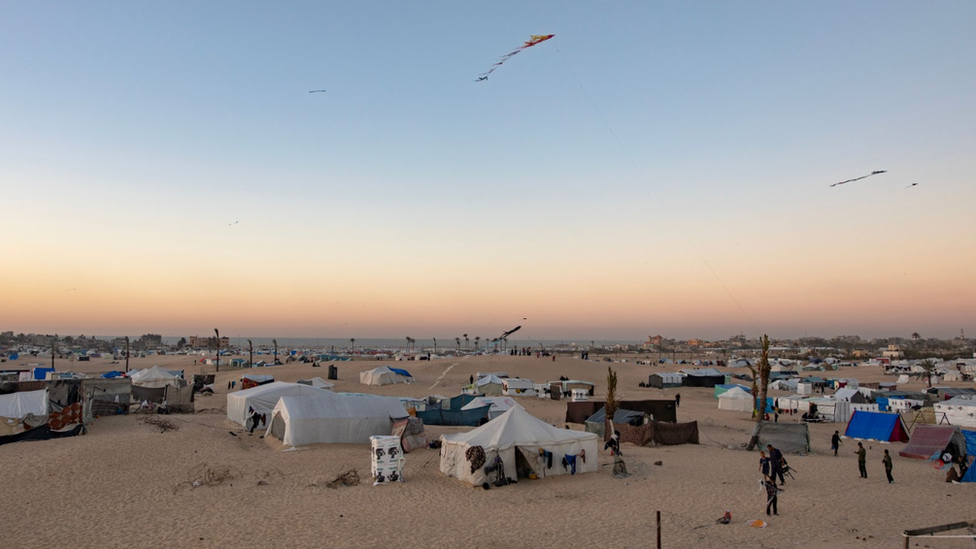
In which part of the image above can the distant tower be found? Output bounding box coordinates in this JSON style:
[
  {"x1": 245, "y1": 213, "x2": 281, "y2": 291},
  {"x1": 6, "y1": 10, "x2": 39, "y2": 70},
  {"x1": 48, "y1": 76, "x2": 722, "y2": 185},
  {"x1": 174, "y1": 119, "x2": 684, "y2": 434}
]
[{"x1": 962, "y1": 328, "x2": 966, "y2": 340}]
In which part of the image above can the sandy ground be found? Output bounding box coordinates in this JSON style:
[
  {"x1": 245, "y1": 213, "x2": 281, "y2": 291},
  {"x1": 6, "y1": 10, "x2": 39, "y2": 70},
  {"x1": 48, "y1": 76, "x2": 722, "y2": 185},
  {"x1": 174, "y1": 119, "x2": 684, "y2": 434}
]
[{"x1": 2, "y1": 354, "x2": 975, "y2": 548}]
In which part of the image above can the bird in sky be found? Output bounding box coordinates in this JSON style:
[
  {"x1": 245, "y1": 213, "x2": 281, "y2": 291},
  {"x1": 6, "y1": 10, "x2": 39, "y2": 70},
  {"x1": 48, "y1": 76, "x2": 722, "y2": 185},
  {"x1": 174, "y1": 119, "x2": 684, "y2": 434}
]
[
  {"x1": 830, "y1": 170, "x2": 887, "y2": 187},
  {"x1": 309, "y1": 89, "x2": 327, "y2": 93},
  {"x1": 905, "y1": 182, "x2": 918, "y2": 189},
  {"x1": 228, "y1": 221, "x2": 239, "y2": 226}
]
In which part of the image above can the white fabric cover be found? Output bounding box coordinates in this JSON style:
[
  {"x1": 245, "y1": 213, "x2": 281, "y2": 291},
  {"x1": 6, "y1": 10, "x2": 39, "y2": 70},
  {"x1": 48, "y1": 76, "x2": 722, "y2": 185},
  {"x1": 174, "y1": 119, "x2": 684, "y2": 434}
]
[
  {"x1": 834, "y1": 388, "x2": 859, "y2": 402},
  {"x1": 934, "y1": 397, "x2": 976, "y2": 428},
  {"x1": 359, "y1": 366, "x2": 410, "y2": 386},
  {"x1": 0, "y1": 389, "x2": 48, "y2": 418},
  {"x1": 226, "y1": 382, "x2": 332, "y2": 426},
  {"x1": 266, "y1": 393, "x2": 408, "y2": 446},
  {"x1": 461, "y1": 396, "x2": 517, "y2": 419},
  {"x1": 718, "y1": 387, "x2": 753, "y2": 412},
  {"x1": 298, "y1": 377, "x2": 335, "y2": 389},
  {"x1": 130, "y1": 365, "x2": 181, "y2": 388},
  {"x1": 440, "y1": 406, "x2": 598, "y2": 485}
]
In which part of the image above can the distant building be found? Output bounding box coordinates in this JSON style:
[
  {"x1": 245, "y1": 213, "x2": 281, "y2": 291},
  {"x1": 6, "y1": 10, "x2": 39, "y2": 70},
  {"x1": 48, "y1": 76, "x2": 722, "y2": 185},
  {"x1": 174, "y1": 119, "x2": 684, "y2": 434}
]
[
  {"x1": 136, "y1": 334, "x2": 163, "y2": 348},
  {"x1": 188, "y1": 335, "x2": 231, "y2": 349},
  {"x1": 642, "y1": 335, "x2": 665, "y2": 349},
  {"x1": 687, "y1": 338, "x2": 702, "y2": 347},
  {"x1": 881, "y1": 344, "x2": 904, "y2": 359}
]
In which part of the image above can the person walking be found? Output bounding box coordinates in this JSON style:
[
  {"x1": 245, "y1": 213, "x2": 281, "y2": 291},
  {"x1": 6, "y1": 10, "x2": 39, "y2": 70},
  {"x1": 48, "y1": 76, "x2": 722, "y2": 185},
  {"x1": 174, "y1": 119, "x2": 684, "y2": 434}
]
[
  {"x1": 763, "y1": 475, "x2": 779, "y2": 516},
  {"x1": 883, "y1": 449, "x2": 894, "y2": 483},
  {"x1": 856, "y1": 442, "x2": 867, "y2": 478},
  {"x1": 767, "y1": 444, "x2": 786, "y2": 485},
  {"x1": 831, "y1": 430, "x2": 842, "y2": 457},
  {"x1": 675, "y1": 393, "x2": 681, "y2": 408}
]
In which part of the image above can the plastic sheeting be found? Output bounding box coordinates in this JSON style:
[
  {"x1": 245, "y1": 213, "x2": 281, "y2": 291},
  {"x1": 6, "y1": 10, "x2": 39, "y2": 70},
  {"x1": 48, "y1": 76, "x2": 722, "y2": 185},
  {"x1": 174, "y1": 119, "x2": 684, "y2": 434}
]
[
  {"x1": 899, "y1": 425, "x2": 966, "y2": 460},
  {"x1": 752, "y1": 421, "x2": 810, "y2": 453},
  {"x1": 844, "y1": 410, "x2": 909, "y2": 442},
  {"x1": 0, "y1": 389, "x2": 48, "y2": 418},
  {"x1": 227, "y1": 382, "x2": 332, "y2": 427},
  {"x1": 266, "y1": 392, "x2": 408, "y2": 446}
]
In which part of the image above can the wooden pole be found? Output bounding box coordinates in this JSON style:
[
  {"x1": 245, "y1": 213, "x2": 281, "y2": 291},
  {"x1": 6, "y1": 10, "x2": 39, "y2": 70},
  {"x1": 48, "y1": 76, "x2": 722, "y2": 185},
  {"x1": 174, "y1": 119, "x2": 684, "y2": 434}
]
[{"x1": 657, "y1": 510, "x2": 661, "y2": 549}]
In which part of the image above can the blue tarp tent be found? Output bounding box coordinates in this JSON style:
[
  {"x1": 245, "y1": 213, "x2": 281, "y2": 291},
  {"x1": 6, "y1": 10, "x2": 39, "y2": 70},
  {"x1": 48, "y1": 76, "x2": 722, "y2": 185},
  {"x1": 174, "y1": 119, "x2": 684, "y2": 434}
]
[
  {"x1": 32, "y1": 367, "x2": 55, "y2": 380},
  {"x1": 7, "y1": 353, "x2": 19, "y2": 361},
  {"x1": 962, "y1": 430, "x2": 976, "y2": 483},
  {"x1": 102, "y1": 371, "x2": 123, "y2": 378},
  {"x1": 389, "y1": 367, "x2": 412, "y2": 378},
  {"x1": 844, "y1": 410, "x2": 909, "y2": 442}
]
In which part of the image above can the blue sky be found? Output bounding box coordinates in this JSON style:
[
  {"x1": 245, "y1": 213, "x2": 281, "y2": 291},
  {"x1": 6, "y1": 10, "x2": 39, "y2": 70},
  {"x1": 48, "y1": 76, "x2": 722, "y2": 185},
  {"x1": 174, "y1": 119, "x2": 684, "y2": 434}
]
[{"x1": 2, "y1": 2, "x2": 974, "y2": 340}]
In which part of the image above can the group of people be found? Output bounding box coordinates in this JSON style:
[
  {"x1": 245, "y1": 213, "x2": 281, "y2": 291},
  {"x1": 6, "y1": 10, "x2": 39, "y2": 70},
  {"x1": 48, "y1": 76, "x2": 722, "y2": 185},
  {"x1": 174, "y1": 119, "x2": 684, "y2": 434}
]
[
  {"x1": 759, "y1": 444, "x2": 787, "y2": 516},
  {"x1": 830, "y1": 431, "x2": 895, "y2": 483}
]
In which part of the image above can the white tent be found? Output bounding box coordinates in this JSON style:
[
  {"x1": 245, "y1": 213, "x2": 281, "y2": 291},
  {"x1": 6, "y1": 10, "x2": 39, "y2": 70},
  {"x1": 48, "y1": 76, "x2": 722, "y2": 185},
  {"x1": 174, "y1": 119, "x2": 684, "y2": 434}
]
[
  {"x1": 297, "y1": 377, "x2": 335, "y2": 390},
  {"x1": 897, "y1": 374, "x2": 910, "y2": 384},
  {"x1": 834, "y1": 388, "x2": 860, "y2": 402},
  {"x1": 934, "y1": 397, "x2": 976, "y2": 428},
  {"x1": 359, "y1": 366, "x2": 411, "y2": 386},
  {"x1": 440, "y1": 406, "x2": 598, "y2": 485},
  {"x1": 226, "y1": 382, "x2": 332, "y2": 427},
  {"x1": 942, "y1": 370, "x2": 964, "y2": 382},
  {"x1": 465, "y1": 374, "x2": 505, "y2": 395},
  {"x1": 0, "y1": 389, "x2": 47, "y2": 418},
  {"x1": 130, "y1": 365, "x2": 182, "y2": 389},
  {"x1": 718, "y1": 387, "x2": 753, "y2": 412},
  {"x1": 461, "y1": 396, "x2": 518, "y2": 419},
  {"x1": 265, "y1": 393, "x2": 408, "y2": 446}
]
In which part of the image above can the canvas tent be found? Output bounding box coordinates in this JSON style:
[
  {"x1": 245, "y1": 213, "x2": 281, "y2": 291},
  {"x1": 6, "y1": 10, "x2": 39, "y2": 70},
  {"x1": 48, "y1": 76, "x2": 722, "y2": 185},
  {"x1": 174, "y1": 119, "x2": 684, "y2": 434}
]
[
  {"x1": 465, "y1": 374, "x2": 505, "y2": 395},
  {"x1": 844, "y1": 410, "x2": 909, "y2": 442},
  {"x1": 718, "y1": 386, "x2": 754, "y2": 412},
  {"x1": 130, "y1": 365, "x2": 182, "y2": 389},
  {"x1": 934, "y1": 397, "x2": 976, "y2": 429},
  {"x1": 440, "y1": 405, "x2": 598, "y2": 485},
  {"x1": 751, "y1": 421, "x2": 810, "y2": 453},
  {"x1": 297, "y1": 377, "x2": 335, "y2": 390},
  {"x1": 680, "y1": 368, "x2": 725, "y2": 388},
  {"x1": 461, "y1": 396, "x2": 517, "y2": 420},
  {"x1": 834, "y1": 388, "x2": 867, "y2": 404},
  {"x1": 648, "y1": 373, "x2": 683, "y2": 389},
  {"x1": 226, "y1": 382, "x2": 332, "y2": 427},
  {"x1": 360, "y1": 366, "x2": 412, "y2": 386},
  {"x1": 265, "y1": 392, "x2": 408, "y2": 446},
  {"x1": 899, "y1": 425, "x2": 967, "y2": 460},
  {"x1": 584, "y1": 407, "x2": 647, "y2": 439},
  {"x1": 416, "y1": 394, "x2": 491, "y2": 427},
  {"x1": 715, "y1": 384, "x2": 749, "y2": 398}
]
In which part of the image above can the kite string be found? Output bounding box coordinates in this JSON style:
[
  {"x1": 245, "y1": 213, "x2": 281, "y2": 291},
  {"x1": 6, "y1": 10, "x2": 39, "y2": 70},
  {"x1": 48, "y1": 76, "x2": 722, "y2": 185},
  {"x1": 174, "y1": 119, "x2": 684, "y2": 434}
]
[{"x1": 554, "y1": 47, "x2": 760, "y2": 336}]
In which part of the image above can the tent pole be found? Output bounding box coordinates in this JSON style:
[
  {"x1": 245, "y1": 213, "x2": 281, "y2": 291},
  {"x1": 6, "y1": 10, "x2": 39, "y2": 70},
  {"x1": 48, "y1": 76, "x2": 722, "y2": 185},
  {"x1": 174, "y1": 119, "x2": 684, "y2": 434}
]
[{"x1": 656, "y1": 510, "x2": 661, "y2": 548}]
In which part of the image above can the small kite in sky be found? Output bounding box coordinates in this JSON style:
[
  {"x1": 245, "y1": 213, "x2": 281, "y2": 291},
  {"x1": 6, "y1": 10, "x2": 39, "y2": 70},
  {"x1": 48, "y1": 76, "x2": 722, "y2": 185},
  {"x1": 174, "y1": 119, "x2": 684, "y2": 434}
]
[
  {"x1": 476, "y1": 34, "x2": 555, "y2": 82},
  {"x1": 228, "y1": 221, "x2": 239, "y2": 226},
  {"x1": 830, "y1": 170, "x2": 887, "y2": 187},
  {"x1": 308, "y1": 89, "x2": 326, "y2": 93},
  {"x1": 905, "y1": 182, "x2": 918, "y2": 189}
]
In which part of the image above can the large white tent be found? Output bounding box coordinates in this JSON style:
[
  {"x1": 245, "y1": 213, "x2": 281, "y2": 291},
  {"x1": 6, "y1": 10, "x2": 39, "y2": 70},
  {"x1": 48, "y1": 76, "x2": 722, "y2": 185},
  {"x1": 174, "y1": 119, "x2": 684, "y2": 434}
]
[
  {"x1": 718, "y1": 386, "x2": 753, "y2": 412},
  {"x1": 934, "y1": 397, "x2": 976, "y2": 428},
  {"x1": 440, "y1": 405, "x2": 598, "y2": 486},
  {"x1": 265, "y1": 392, "x2": 408, "y2": 446},
  {"x1": 130, "y1": 365, "x2": 182, "y2": 389},
  {"x1": 226, "y1": 382, "x2": 332, "y2": 427},
  {"x1": 297, "y1": 377, "x2": 335, "y2": 390},
  {"x1": 464, "y1": 374, "x2": 505, "y2": 395},
  {"x1": 359, "y1": 366, "x2": 412, "y2": 386}
]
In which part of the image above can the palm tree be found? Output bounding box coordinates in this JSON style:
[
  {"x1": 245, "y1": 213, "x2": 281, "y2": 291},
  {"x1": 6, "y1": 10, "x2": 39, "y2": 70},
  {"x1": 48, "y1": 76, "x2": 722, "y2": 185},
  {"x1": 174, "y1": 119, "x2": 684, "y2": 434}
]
[
  {"x1": 405, "y1": 336, "x2": 411, "y2": 350},
  {"x1": 918, "y1": 358, "x2": 936, "y2": 388},
  {"x1": 605, "y1": 366, "x2": 619, "y2": 443},
  {"x1": 455, "y1": 337, "x2": 461, "y2": 352},
  {"x1": 747, "y1": 335, "x2": 772, "y2": 451},
  {"x1": 349, "y1": 338, "x2": 355, "y2": 352},
  {"x1": 463, "y1": 333, "x2": 469, "y2": 350},
  {"x1": 474, "y1": 336, "x2": 480, "y2": 350}
]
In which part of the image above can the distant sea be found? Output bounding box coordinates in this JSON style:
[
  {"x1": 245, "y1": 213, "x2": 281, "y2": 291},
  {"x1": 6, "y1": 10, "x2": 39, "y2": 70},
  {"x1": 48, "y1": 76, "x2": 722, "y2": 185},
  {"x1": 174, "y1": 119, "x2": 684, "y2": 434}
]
[{"x1": 145, "y1": 336, "x2": 636, "y2": 350}]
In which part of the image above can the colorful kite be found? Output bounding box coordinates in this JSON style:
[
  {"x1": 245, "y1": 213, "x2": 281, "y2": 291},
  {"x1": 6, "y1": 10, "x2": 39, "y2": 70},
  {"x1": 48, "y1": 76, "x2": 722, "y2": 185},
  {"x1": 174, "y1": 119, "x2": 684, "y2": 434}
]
[
  {"x1": 830, "y1": 170, "x2": 886, "y2": 187},
  {"x1": 476, "y1": 34, "x2": 555, "y2": 82}
]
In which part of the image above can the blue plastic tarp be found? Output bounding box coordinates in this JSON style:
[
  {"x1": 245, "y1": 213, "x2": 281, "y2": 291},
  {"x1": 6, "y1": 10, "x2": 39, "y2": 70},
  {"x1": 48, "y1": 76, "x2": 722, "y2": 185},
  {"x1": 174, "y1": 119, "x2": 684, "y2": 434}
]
[
  {"x1": 102, "y1": 371, "x2": 123, "y2": 378},
  {"x1": 876, "y1": 397, "x2": 889, "y2": 411},
  {"x1": 845, "y1": 410, "x2": 909, "y2": 442},
  {"x1": 32, "y1": 367, "x2": 55, "y2": 380},
  {"x1": 962, "y1": 430, "x2": 976, "y2": 483},
  {"x1": 389, "y1": 367, "x2": 412, "y2": 378}
]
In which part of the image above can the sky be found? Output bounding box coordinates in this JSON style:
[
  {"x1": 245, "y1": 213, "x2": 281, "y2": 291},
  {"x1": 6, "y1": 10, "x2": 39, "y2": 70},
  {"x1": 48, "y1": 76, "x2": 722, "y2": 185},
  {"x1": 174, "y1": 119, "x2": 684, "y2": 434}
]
[{"x1": 1, "y1": 2, "x2": 974, "y2": 342}]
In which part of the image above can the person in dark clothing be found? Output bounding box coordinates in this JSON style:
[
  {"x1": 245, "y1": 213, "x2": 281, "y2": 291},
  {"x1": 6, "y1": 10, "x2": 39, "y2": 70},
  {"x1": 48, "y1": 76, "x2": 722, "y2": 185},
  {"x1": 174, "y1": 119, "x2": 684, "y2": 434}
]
[
  {"x1": 763, "y1": 475, "x2": 779, "y2": 516},
  {"x1": 856, "y1": 442, "x2": 867, "y2": 478},
  {"x1": 469, "y1": 375, "x2": 474, "y2": 385},
  {"x1": 675, "y1": 394, "x2": 681, "y2": 407},
  {"x1": 759, "y1": 451, "x2": 770, "y2": 477},
  {"x1": 831, "y1": 431, "x2": 842, "y2": 457},
  {"x1": 767, "y1": 444, "x2": 786, "y2": 485},
  {"x1": 883, "y1": 449, "x2": 893, "y2": 483}
]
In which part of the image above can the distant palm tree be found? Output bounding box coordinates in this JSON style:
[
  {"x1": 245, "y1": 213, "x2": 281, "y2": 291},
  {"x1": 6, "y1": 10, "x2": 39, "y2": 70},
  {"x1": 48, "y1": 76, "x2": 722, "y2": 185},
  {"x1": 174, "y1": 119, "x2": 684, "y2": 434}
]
[
  {"x1": 455, "y1": 337, "x2": 461, "y2": 352},
  {"x1": 350, "y1": 338, "x2": 355, "y2": 351},
  {"x1": 474, "y1": 336, "x2": 480, "y2": 350},
  {"x1": 463, "y1": 333, "x2": 469, "y2": 350},
  {"x1": 405, "y1": 336, "x2": 411, "y2": 350},
  {"x1": 918, "y1": 358, "x2": 936, "y2": 388}
]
